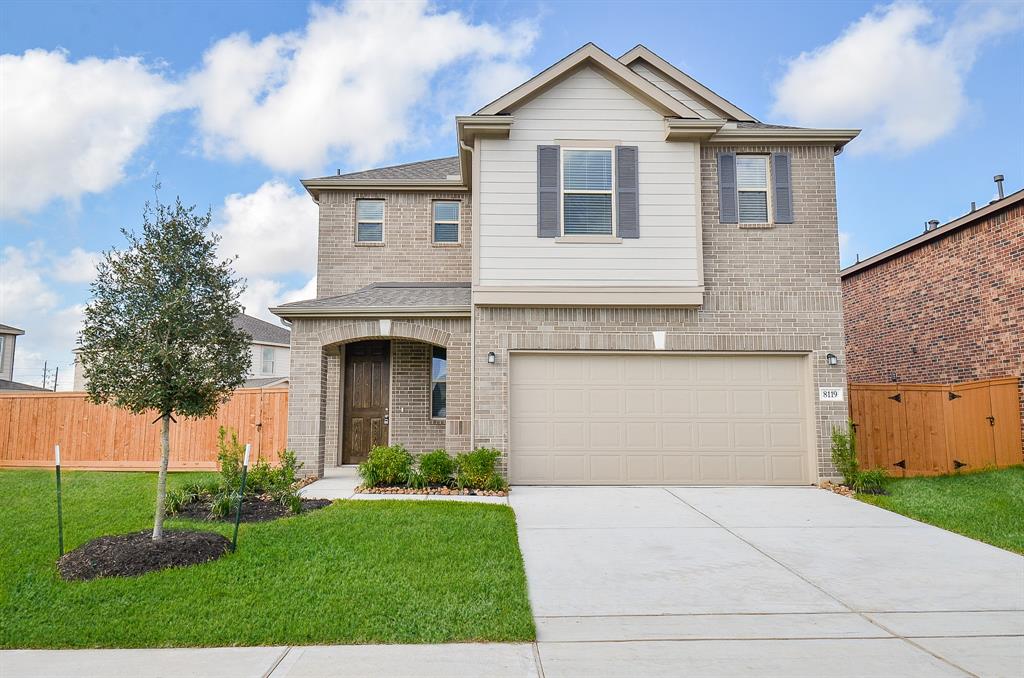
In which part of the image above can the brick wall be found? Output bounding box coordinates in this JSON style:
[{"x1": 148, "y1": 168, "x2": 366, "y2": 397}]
[
  {"x1": 390, "y1": 339, "x2": 446, "y2": 454},
  {"x1": 316, "y1": 190, "x2": 472, "y2": 297},
  {"x1": 842, "y1": 199, "x2": 1024, "y2": 447},
  {"x1": 473, "y1": 143, "x2": 849, "y2": 480}
]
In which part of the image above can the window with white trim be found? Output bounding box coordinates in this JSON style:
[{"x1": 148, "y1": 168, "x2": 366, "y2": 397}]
[
  {"x1": 261, "y1": 347, "x2": 275, "y2": 375},
  {"x1": 736, "y1": 155, "x2": 770, "y2": 223},
  {"x1": 356, "y1": 199, "x2": 384, "y2": 242},
  {"x1": 432, "y1": 201, "x2": 460, "y2": 243},
  {"x1": 562, "y1": 149, "x2": 613, "y2": 235}
]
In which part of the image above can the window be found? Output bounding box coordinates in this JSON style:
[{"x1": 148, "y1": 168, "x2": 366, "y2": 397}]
[
  {"x1": 736, "y1": 155, "x2": 769, "y2": 223},
  {"x1": 356, "y1": 199, "x2": 384, "y2": 242},
  {"x1": 261, "y1": 347, "x2": 275, "y2": 375},
  {"x1": 562, "y1": 149, "x2": 613, "y2": 235},
  {"x1": 430, "y1": 346, "x2": 447, "y2": 418},
  {"x1": 433, "y1": 201, "x2": 460, "y2": 243}
]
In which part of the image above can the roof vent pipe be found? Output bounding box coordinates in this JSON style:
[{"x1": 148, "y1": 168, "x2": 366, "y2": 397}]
[
  {"x1": 970, "y1": 201, "x2": 976, "y2": 212},
  {"x1": 994, "y1": 174, "x2": 1005, "y2": 199},
  {"x1": 337, "y1": 169, "x2": 341, "y2": 176},
  {"x1": 925, "y1": 219, "x2": 940, "y2": 232}
]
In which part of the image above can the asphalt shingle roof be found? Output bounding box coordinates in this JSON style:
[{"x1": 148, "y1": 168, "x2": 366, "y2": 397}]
[
  {"x1": 306, "y1": 157, "x2": 461, "y2": 184},
  {"x1": 0, "y1": 379, "x2": 48, "y2": 392},
  {"x1": 232, "y1": 314, "x2": 291, "y2": 345},
  {"x1": 276, "y1": 282, "x2": 471, "y2": 312}
]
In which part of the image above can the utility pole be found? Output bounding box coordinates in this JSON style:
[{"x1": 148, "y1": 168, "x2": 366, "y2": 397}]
[
  {"x1": 41, "y1": 361, "x2": 48, "y2": 388},
  {"x1": 52, "y1": 366, "x2": 59, "y2": 391}
]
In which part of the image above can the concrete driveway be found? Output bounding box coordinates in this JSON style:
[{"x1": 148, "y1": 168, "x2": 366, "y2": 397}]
[{"x1": 511, "y1": 486, "x2": 1024, "y2": 678}]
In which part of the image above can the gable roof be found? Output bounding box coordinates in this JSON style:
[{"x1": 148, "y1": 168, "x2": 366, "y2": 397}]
[
  {"x1": 0, "y1": 323, "x2": 25, "y2": 336},
  {"x1": 618, "y1": 45, "x2": 756, "y2": 122},
  {"x1": 306, "y1": 157, "x2": 461, "y2": 185},
  {"x1": 476, "y1": 43, "x2": 702, "y2": 119},
  {"x1": 0, "y1": 379, "x2": 47, "y2": 392},
  {"x1": 272, "y1": 282, "x2": 471, "y2": 319},
  {"x1": 841, "y1": 188, "x2": 1024, "y2": 278},
  {"x1": 232, "y1": 313, "x2": 291, "y2": 346}
]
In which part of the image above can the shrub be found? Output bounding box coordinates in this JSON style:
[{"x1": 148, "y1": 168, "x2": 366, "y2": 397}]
[
  {"x1": 855, "y1": 467, "x2": 889, "y2": 494},
  {"x1": 455, "y1": 447, "x2": 504, "y2": 490},
  {"x1": 358, "y1": 444, "x2": 413, "y2": 487},
  {"x1": 418, "y1": 449, "x2": 455, "y2": 485},
  {"x1": 406, "y1": 469, "x2": 428, "y2": 490},
  {"x1": 282, "y1": 492, "x2": 304, "y2": 515},
  {"x1": 209, "y1": 491, "x2": 235, "y2": 518},
  {"x1": 830, "y1": 424, "x2": 859, "y2": 487},
  {"x1": 247, "y1": 449, "x2": 303, "y2": 499},
  {"x1": 216, "y1": 426, "x2": 245, "y2": 491}
]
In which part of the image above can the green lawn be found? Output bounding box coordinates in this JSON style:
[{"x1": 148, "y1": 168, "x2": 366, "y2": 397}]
[
  {"x1": 0, "y1": 469, "x2": 534, "y2": 648},
  {"x1": 859, "y1": 466, "x2": 1024, "y2": 554}
]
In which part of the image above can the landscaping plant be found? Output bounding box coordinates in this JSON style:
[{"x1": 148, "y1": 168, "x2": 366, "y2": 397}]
[
  {"x1": 854, "y1": 467, "x2": 889, "y2": 494},
  {"x1": 418, "y1": 449, "x2": 455, "y2": 485},
  {"x1": 455, "y1": 448, "x2": 509, "y2": 492},
  {"x1": 830, "y1": 424, "x2": 859, "y2": 488},
  {"x1": 79, "y1": 195, "x2": 250, "y2": 540},
  {"x1": 358, "y1": 444, "x2": 414, "y2": 487}
]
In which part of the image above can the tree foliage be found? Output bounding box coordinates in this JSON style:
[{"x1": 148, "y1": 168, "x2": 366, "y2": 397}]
[{"x1": 81, "y1": 198, "x2": 251, "y2": 417}]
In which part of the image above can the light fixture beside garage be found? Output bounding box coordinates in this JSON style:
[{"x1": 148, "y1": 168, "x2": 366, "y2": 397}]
[
  {"x1": 826, "y1": 353, "x2": 839, "y2": 367},
  {"x1": 487, "y1": 351, "x2": 496, "y2": 364}
]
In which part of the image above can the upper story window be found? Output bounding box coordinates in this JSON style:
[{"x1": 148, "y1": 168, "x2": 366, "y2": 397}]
[
  {"x1": 562, "y1": 149, "x2": 613, "y2": 235},
  {"x1": 736, "y1": 155, "x2": 769, "y2": 224},
  {"x1": 356, "y1": 199, "x2": 384, "y2": 243},
  {"x1": 261, "y1": 346, "x2": 275, "y2": 375},
  {"x1": 433, "y1": 201, "x2": 460, "y2": 243},
  {"x1": 431, "y1": 346, "x2": 447, "y2": 418}
]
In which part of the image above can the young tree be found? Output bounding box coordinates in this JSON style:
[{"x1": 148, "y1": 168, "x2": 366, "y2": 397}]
[{"x1": 80, "y1": 198, "x2": 251, "y2": 539}]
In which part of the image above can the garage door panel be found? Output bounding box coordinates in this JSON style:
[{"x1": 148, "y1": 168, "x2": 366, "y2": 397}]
[{"x1": 509, "y1": 353, "x2": 809, "y2": 485}]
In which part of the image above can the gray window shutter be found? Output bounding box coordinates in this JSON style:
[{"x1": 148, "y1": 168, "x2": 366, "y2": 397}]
[
  {"x1": 718, "y1": 153, "x2": 738, "y2": 224},
  {"x1": 615, "y1": 145, "x2": 639, "y2": 238},
  {"x1": 772, "y1": 152, "x2": 794, "y2": 224},
  {"x1": 537, "y1": 145, "x2": 560, "y2": 238}
]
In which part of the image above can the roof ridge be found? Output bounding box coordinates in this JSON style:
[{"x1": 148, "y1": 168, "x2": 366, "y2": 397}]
[{"x1": 310, "y1": 156, "x2": 459, "y2": 181}]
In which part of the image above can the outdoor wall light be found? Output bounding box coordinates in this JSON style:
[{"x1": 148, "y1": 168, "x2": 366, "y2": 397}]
[
  {"x1": 826, "y1": 353, "x2": 839, "y2": 367},
  {"x1": 487, "y1": 351, "x2": 496, "y2": 364}
]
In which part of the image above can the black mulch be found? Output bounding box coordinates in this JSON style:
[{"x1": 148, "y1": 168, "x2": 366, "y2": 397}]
[
  {"x1": 174, "y1": 496, "x2": 331, "y2": 523},
  {"x1": 58, "y1": 530, "x2": 231, "y2": 581}
]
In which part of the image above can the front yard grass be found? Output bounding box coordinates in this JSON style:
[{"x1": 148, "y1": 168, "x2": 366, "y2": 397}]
[
  {"x1": 0, "y1": 469, "x2": 535, "y2": 648},
  {"x1": 858, "y1": 465, "x2": 1024, "y2": 554}
]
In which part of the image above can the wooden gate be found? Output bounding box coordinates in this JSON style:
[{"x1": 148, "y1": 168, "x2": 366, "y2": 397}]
[
  {"x1": 0, "y1": 388, "x2": 288, "y2": 470},
  {"x1": 849, "y1": 377, "x2": 1022, "y2": 476}
]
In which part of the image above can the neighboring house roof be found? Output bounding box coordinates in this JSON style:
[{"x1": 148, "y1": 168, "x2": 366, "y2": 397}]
[
  {"x1": 307, "y1": 157, "x2": 461, "y2": 184},
  {"x1": 0, "y1": 323, "x2": 25, "y2": 336},
  {"x1": 841, "y1": 189, "x2": 1024, "y2": 278},
  {"x1": 232, "y1": 313, "x2": 291, "y2": 346},
  {"x1": 272, "y1": 282, "x2": 471, "y2": 319},
  {"x1": 242, "y1": 376, "x2": 289, "y2": 389},
  {"x1": 0, "y1": 379, "x2": 47, "y2": 392}
]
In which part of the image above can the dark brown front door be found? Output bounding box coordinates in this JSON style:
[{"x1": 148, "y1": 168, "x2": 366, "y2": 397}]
[{"x1": 342, "y1": 340, "x2": 390, "y2": 464}]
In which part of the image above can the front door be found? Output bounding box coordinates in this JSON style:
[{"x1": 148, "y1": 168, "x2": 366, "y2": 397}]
[{"x1": 342, "y1": 340, "x2": 390, "y2": 464}]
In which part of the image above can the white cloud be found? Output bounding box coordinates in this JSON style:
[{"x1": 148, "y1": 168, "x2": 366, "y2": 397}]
[
  {"x1": 187, "y1": 0, "x2": 537, "y2": 172},
  {"x1": 217, "y1": 180, "x2": 318, "y2": 278},
  {"x1": 53, "y1": 247, "x2": 102, "y2": 283},
  {"x1": 770, "y1": 2, "x2": 1022, "y2": 154},
  {"x1": 0, "y1": 49, "x2": 180, "y2": 216},
  {"x1": 238, "y1": 276, "x2": 315, "y2": 324},
  {"x1": 0, "y1": 243, "x2": 59, "y2": 317}
]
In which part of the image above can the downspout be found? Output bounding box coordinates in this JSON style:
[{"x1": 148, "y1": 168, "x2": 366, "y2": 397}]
[{"x1": 460, "y1": 136, "x2": 476, "y2": 451}]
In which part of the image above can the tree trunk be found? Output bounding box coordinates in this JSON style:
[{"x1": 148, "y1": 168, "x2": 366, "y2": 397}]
[{"x1": 152, "y1": 413, "x2": 171, "y2": 540}]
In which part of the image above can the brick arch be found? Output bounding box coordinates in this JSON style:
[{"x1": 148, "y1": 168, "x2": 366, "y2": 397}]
[{"x1": 316, "y1": 319, "x2": 452, "y2": 349}]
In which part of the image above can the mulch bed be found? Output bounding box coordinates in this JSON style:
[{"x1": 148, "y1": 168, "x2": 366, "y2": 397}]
[
  {"x1": 58, "y1": 530, "x2": 231, "y2": 581},
  {"x1": 355, "y1": 485, "x2": 508, "y2": 497},
  {"x1": 175, "y1": 496, "x2": 331, "y2": 523}
]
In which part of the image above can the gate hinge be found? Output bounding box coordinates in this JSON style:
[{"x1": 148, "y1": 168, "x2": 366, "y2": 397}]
[
  {"x1": 986, "y1": 416, "x2": 995, "y2": 426},
  {"x1": 953, "y1": 459, "x2": 968, "y2": 470},
  {"x1": 948, "y1": 391, "x2": 962, "y2": 401},
  {"x1": 893, "y1": 459, "x2": 906, "y2": 469},
  {"x1": 888, "y1": 393, "x2": 902, "y2": 402}
]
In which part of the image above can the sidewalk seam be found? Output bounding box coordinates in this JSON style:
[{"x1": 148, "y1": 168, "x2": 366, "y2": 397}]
[{"x1": 263, "y1": 646, "x2": 292, "y2": 678}]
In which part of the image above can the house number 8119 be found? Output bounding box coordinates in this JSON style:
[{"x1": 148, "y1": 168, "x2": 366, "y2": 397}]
[{"x1": 819, "y1": 387, "x2": 844, "y2": 402}]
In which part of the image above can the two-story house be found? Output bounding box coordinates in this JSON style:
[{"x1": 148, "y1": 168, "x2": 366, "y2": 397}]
[{"x1": 272, "y1": 44, "x2": 858, "y2": 485}]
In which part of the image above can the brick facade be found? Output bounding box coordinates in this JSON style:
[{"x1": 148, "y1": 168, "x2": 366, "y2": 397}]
[
  {"x1": 390, "y1": 339, "x2": 446, "y2": 454},
  {"x1": 472, "y1": 144, "x2": 848, "y2": 479},
  {"x1": 842, "y1": 198, "x2": 1024, "y2": 446},
  {"x1": 316, "y1": 190, "x2": 471, "y2": 298}
]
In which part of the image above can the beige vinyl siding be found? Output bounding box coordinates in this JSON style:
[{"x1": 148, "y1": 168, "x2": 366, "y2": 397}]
[
  {"x1": 249, "y1": 343, "x2": 290, "y2": 379},
  {"x1": 0, "y1": 334, "x2": 13, "y2": 381},
  {"x1": 628, "y1": 61, "x2": 725, "y2": 120},
  {"x1": 478, "y1": 66, "x2": 700, "y2": 287}
]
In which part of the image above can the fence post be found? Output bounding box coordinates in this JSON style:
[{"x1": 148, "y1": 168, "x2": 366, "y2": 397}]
[
  {"x1": 54, "y1": 444, "x2": 64, "y2": 557},
  {"x1": 231, "y1": 444, "x2": 251, "y2": 552}
]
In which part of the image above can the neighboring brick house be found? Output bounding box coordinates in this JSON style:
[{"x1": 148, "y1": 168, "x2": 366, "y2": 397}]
[
  {"x1": 841, "y1": 188, "x2": 1024, "y2": 446},
  {"x1": 73, "y1": 313, "x2": 291, "y2": 390},
  {"x1": 273, "y1": 43, "x2": 858, "y2": 484}
]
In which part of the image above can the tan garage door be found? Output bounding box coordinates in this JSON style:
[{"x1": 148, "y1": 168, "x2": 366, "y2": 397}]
[{"x1": 509, "y1": 353, "x2": 810, "y2": 485}]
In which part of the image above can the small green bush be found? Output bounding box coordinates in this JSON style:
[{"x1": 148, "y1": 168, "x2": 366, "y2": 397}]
[
  {"x1": 282, "y1": 492, "x2": 304, "y2": 515},
  {"x1": 406, "y1": 469, "x2": 428, "y2": 490},
  {"x1": 418, "y1": 449, "x2": 455, "y2": 485},
  {"x1": 831, "y1": 424, "x2": 859, "y2": 487},
  {"x1": 455, "y1": 447, "x2": 504, "y2": 490},
  {"x1": 358, "y1": 444, "x2": 413, "y2": 487},
  {"x1": 216, "y1": 426, "x2": 245, "y2": 491},
  {"x1": 210, "y1": 491, "x2": 235, "y2": 518},
  {"x1": 247, "y1": 448, "x2": 303, "y2": 498},
  {"x1": 855, "y1": 467, "x2": 889, "y2": 494}
]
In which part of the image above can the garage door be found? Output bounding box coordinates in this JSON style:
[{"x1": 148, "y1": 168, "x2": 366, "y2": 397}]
[{"x1": 509, "y1": 353, "x2": 810, "y2": 485}]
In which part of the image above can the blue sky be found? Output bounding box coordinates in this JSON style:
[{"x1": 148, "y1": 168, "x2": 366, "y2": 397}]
[{"x1": 1, "y1": 0, "x2": 1022, "y2": 388}]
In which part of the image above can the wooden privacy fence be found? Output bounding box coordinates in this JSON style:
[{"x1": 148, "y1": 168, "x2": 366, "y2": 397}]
[
  {"x1": 0, "y1": 388, "x2": 288, "y2": 470},
  {"x1": 849, "y1": 377, "x2": 1022, "y2": 476}
]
